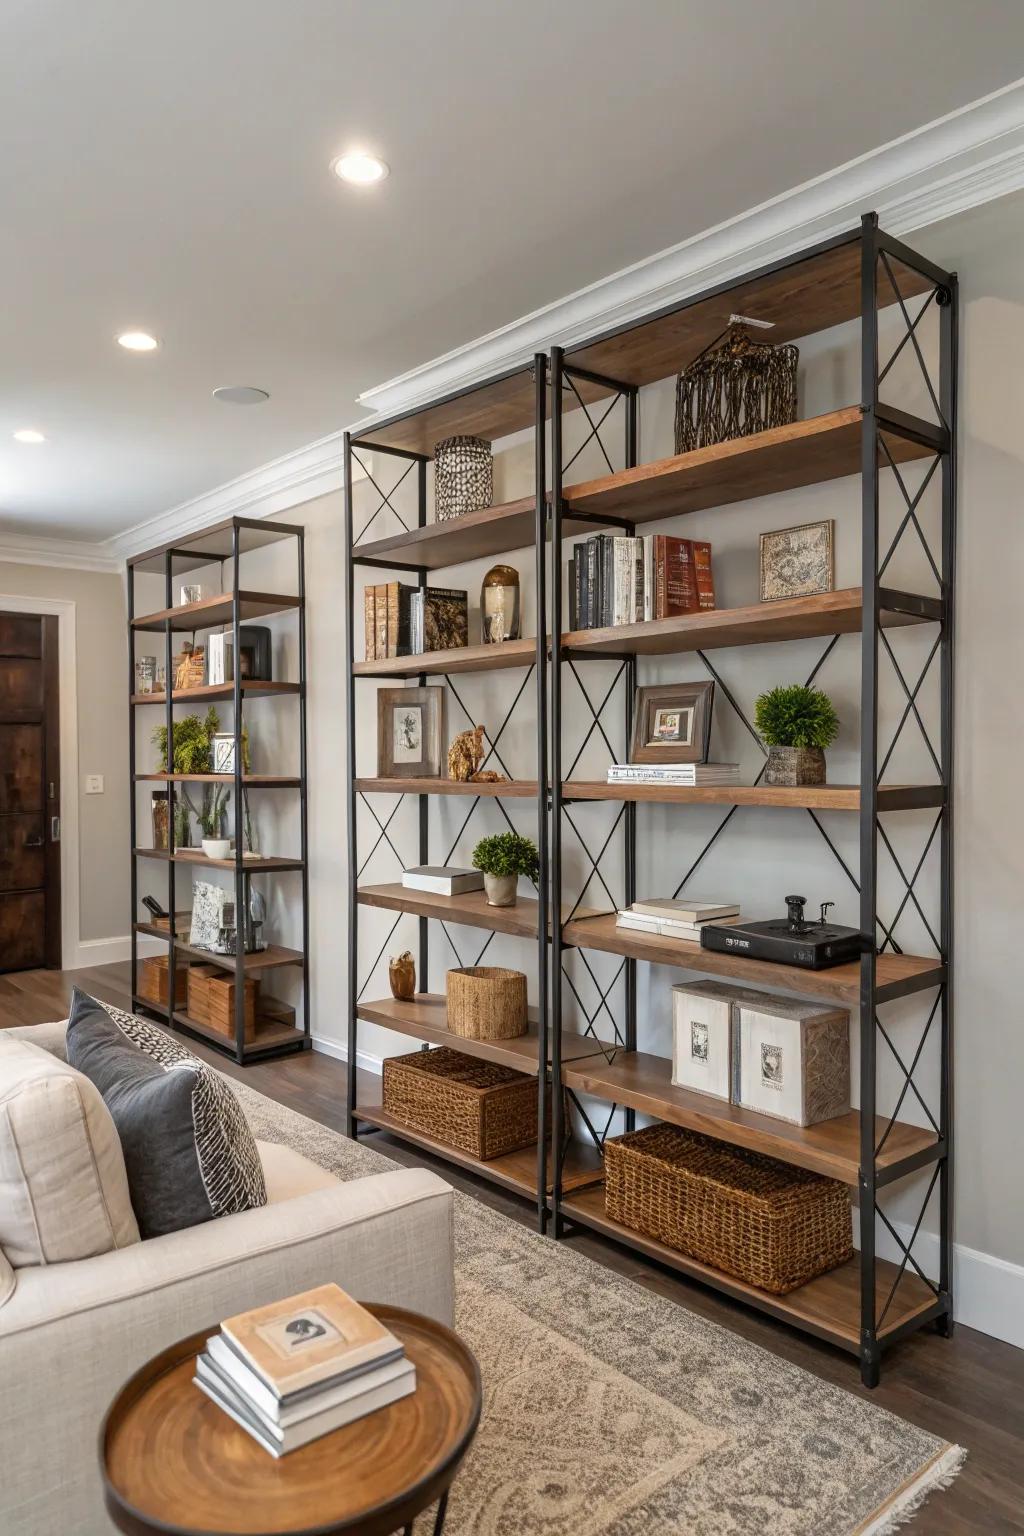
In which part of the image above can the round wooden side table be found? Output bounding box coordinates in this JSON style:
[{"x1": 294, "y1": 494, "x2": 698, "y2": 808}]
[{"x1": 100, "y1": 1304, "x2": 481, "y2": 1536}]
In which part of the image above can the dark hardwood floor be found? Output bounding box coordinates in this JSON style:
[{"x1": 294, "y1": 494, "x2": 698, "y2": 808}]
[{"x1": 3, "y1": 961, "x2": 1023, "y2": 1533}]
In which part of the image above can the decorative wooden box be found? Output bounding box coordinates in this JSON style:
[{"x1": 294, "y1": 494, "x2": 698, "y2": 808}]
[
  {"x1": 382, "y1": 1046, "x2": 539, "y2": 1160},
  {"x1": 672, "y1": 980, "x2": 760, "y2": 1101},
  {"x1": 733, "y1": 994, "x2": 849, "y2": 1127},
  {"x1": 604, "y1": 1123, "x2": 852, "y2": 1295},
  {"x1": 187, "y1": 964, "x2": 259, "y2": 1041},
  {"x1": 139, "y1": 954, "x2": 189, "y2": 1010}
]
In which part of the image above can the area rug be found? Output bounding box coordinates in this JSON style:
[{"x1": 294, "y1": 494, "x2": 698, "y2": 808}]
[{"x1": 232, "y1": 1078, "x2": 963, "y2": 1536}]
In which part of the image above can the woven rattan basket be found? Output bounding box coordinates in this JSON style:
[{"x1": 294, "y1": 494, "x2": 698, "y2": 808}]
[
  {"x1": 382, "y1": 1046, "x2": 539, "y2": 1160},
  {"x1": 446, "y1": 966, "x2": 528, "y2": 1041},
  {"x1": 604, "y1": 1123, "x2": 852, "y2": 1294}
]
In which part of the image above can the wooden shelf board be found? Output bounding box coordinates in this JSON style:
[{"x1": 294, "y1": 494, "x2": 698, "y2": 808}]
[
  {"x1": 565, "y1": 239, "x2": 932, "y2": 390},
  {"x1": 132, "y1": 592, "x2": 300, "y2": 632},
  {"x1": 561, "y1": 1048, "x2": 936, "y2": 1184},
  {"x1": 355, "y1": 776, "x2": 537, "y2": 799},
  {"x1": 134, "y1": 848, "x2": 303, "y2": 872},
  {"x1": 130, "y1": 681, "x2": 300, "y2": 705},
  {"x1": 134, "y1": 772, "x2": 301, "y2": 787},
  {"x1": 562, "y1": 911, "x2": 943, "y2": 1005},
  {"x1": 354, "y1": 637, "x2": 537, "y2": 678},
  {"x1": 355, "y1": 1102, "x2": 603, "y2": 1196},
  {"x1": 356, "y1": 883, "x2": 598, "y2": 938},
  {"x1": 134, "y1": 924, "x2": 303, "y2": 972},
  {"x1": 561, "y1": 1184, "x2": 937, "y2": 1349},
  {"x1": 564, "y1": 781, "x2": 944, "y2": 811},
  {"x1": 562, "y1": 587, "x2": 934, "y2": 660},
  {"x1": 356, "y1": 994, "x2": 608, "y2": 1073},
  {"x1": 562, "y1": 408, "x2": 933, "y2": 524},
  {"x1": 133, "y1": 994, "x2": 305, "y2": 1057}
]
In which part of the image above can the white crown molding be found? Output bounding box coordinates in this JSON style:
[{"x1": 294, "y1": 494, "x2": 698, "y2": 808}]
[
  {"x1": 359, "y1": 76, "x2": 1024, "y2": 420},
  {"x1": 0, "y1": 528, "x2": 121, "y2": 573}
]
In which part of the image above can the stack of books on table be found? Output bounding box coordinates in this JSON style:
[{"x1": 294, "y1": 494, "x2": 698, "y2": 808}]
[
  {"x1": 402, "y1": 865, "x2": 484, "y2": 895},
  {"x1": 616, "y1": 897, "x2": 742, "y2": 941},
  {"x1": 194, "y1": 1283, "x2": 415, "y2": 1457},
  {"x1": 606, "y1": 762, "x2": 741, "y2": 787}
]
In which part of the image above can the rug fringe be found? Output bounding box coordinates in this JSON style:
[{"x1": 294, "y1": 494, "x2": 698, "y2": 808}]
[{"x1": 856, "y1": 1444, "x2": 967, "y2": 1535}]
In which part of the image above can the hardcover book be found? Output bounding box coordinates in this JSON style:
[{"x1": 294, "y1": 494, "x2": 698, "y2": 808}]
[
  {"x1": 219, "y1": 1283, "x2": 403, "y2": 1401},
  {"x1": 364, "y1": 587, "x2": 376, "y2": 660},
  {"x1": 630, "y1": 896, "x2": 740, "y2": 923},
  {"x1": 410, "y1": 587, "x2": 469, "y2": 653},
  {"x1": 374, "y1": 586, "x2": 388, "y2": 661},
  {"x1": 402, "y1": 865, "x2": 484, "y2": 894}
]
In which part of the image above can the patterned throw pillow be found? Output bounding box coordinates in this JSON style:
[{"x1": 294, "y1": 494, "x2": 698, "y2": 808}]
[{"x1": 66, "y1": 989, "x2": 266, "y2": 1239}]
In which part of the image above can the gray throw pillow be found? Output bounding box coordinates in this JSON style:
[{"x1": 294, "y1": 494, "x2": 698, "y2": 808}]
[{"x1": 66, "y1": 989, "x2": 267, "y2": 1239}]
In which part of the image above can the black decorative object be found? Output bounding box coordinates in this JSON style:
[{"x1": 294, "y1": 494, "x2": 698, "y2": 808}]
[
  {"x1": 224, "y1": 624, "x2": 272, "y2": 681},
  {"x1": 434, "y1": 435, "x2": 493, "y2": 521},
  {"x1": 700, "y1": 895, "x2": 861, "y2": 971},
  {"x1": 674, "y1": 320, "x2": 798, "y2": 455}
]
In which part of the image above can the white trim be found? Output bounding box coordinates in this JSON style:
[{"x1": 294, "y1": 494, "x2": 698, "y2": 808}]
[
  {"x1": 359, "y1": 76, "x2": 1024, "y2": 420},
  {"x1": 311, "y1": 1035, "x2": 382, "y2": 1074},
  {"x1": 0, "y1": 595, "x2": 80, "y2": 968},
  {"x1": 76, "y1": 933, "x2": 164, "y2": 966},
  {"x1": 0, "y1": 530, "x2": 119, "y2": 574}
]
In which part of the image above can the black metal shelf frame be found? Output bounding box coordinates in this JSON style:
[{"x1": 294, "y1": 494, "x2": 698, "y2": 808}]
[
  {"x1": 547, "y1": 213, "x2": 957, "y2": 1387},
  {"x1": 126, "y1": 516, "x2": 310, "y2": 1064},
  {"x1": 341, "y1": 212, "x2": 956, "y2": 1386}
]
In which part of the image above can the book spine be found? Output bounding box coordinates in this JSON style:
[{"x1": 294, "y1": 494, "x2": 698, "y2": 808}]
[
  {"x1": 654, "y1": 535, "x2": 666, "y2": 620},
  {"x1": 386, "y1": 581, "x2": 398, "y2": 659},
  {"x1": 633, "y1": 537, "x2": 644, "y2": 623},
  {"x1": 585, "y1": 538, "x2": 599, "y2": 629},
  {"x1": 374, "y1": 586, "x2": 387, "y2": 659},
  {"x1": 364, "y1": 588, "x2": 376, "y2": 661},
  {"x1": 568, "y1": 550, "x2": 578, "y2": 632},
  {"x1": 613, "y1": 538, "x2": 630, "y2": 626},
  {"x1": 643, "y1": 536, "x2": 653, "y2": 622},
  {"x1": 662, "y1": 538, "x2": 698, "y2": 616},
  {"x1": 603, "y1": 537, "x2": 614, "y2": 627},
  {"x1": 395, "y1": 585, "x2": 414, "y2": 656},
  {"x1": 694, "y1": 541, "x2": 715, "y2": 610},
  {"x1": 409, "y1": 591, "x2": 423, "y2": 655}
]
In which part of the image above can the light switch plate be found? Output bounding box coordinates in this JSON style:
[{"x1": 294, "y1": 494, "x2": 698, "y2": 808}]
[{"x1": 85, "y1": 774, "x2": 104, "y2": 794}]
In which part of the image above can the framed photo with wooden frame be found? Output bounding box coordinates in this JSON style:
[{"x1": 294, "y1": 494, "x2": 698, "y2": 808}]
[
  {"x1": 629, "y1": 681, "x2": 714, "y2": 764},
  {"x1": 759, "y1": 518, "x2": 835, "y2": 602},
  {"x1": 377, "y1": 687, "x2": 446, "y2": 778}
]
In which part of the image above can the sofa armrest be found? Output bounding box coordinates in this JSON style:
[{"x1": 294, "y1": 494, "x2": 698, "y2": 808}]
[
  {"x1": 0, "y1": 1167, "x2": 454, "y2": 1535},
  {"x1": 3, "y1": 1018, "x2": 68, "y2": 1060}
]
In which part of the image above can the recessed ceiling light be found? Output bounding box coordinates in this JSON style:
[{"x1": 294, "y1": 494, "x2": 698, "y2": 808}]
[
  {"x1": 331, "y1": 151, "x2": 389, "y2": 186},
  {"x1": 13, "y1": 429, "x2": 45, "y2": 444},
  {"x1": 117, "y1": 331, "x2": 159, "y2": 352},
  {"x1": 212, "y1": 386, "x2": 270, "y2": 405}
]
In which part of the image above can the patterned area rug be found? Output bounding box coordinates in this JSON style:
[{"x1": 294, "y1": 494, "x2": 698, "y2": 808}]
[{"x1": 233, "y1": 1079, "x2": 963, "y2": 1536}]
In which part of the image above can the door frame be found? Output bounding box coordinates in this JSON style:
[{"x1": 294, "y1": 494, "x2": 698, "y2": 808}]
[{"x1": 0, "y1": 595, "x2": 79, "y2": 968}]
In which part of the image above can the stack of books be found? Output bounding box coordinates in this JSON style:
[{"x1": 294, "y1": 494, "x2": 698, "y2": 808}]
[
  {"x1": 194, "y1": 1283, "x2": 415, "y2": 1457},
  {"x1": 363, "y1": 583, "x2": 469, "y2": 660},
  {"x1": 402, "y1": 865, "x2": 484, "y2": 895},
  {"x1": 568, "y1": 533, "x2": 715, "y2": 630},
  {"x1": 606, "y1": 762, "x2": 740, "y2": 786},
  {"x1": 616, "y1": 897, "x2": 742, "y2": 941}
]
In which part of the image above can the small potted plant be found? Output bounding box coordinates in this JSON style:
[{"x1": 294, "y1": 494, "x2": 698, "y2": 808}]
[
  {"x1": 471, "y1": 831, "x2": 539, "y2": 907},
  {"x1": 754, "y1": 684, "x2": 839, "y2": 787},
  {"x1": 198, "y1": 786, "x2": 231, "y2": 859}
]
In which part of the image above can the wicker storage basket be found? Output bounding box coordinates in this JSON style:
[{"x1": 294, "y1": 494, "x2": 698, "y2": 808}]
[
  {"x1": 187, "y1": 964, "x2": 259, "y2": 1041},
  {"x1": 382, "y1": 1046, "x2": 539, "y2": 1160},
  {"x1": 139, "y1": 954, "x2": 189, "y2": 1009},
  {"x1": 446, "y1": 966, "x2": 528, "y2": 1041},
  {"x1": 604, "y1": 1123, "x2": 852, "y2": 1295}
]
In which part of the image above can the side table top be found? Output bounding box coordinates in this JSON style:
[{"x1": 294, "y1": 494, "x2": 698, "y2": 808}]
[{"x1": 101, "y1": 1304, "x2": 481, "y2": 1536}]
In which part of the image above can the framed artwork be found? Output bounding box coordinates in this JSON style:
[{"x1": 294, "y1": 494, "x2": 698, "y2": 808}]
[
  {"x1": 377, "y1": 687, "x2": 446, "y2": 778},
  {"x1": 759, "y1": 519, "x2": 835, "y2": 602},
  {"x1": 629, "y1": 681, "x2": 714, "y2": 764},
  {"x1": 212, "y1": 733, "x2": 236, "y2": 774}
]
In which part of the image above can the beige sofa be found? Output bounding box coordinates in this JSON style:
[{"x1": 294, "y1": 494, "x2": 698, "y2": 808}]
[{"x1": 0, "y1": 1020, "x2": 455, "y2": 1536}]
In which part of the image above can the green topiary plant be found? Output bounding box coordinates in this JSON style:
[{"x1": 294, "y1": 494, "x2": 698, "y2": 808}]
[
  {"x1": 754, "y1": 685, "x2": 839, "y2": 749},
  {"x1": 472, "y1": 831, "x2": 540, "y2": 882}
]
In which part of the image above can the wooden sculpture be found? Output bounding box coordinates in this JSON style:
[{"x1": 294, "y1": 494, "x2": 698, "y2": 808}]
[{"x1": 447, "y1": 725, "x2": 506, "y2": 783}]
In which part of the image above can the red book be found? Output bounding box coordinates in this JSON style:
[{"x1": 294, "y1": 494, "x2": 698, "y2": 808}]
[
  {"x1": 693, "y1": 541, "x2": 715, "y2": 610},
  {"x1": 655, "y1": 536, "x2": 699, "y2": 618}
]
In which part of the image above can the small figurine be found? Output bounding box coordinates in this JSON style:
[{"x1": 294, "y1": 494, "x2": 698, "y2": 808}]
[{"x1": 446, "y1": 725, "x2": 506, "y2": 783}]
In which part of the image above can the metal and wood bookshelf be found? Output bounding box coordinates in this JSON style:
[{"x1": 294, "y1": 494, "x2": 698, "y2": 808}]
[
  {"x1": 343, "y1": 212, "x2": 956, "y2": 1385},
  {"x1": 127, "y1": 516, "x2": 310, "y2": 1063}
]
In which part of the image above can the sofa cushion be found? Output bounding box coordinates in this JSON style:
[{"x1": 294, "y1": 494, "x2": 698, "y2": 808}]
[
  {"x1": 257, "y1": 1139, "x2": 341, "y2": 1203},
  {"x1": 66, "y1": 990, "x2": 267, "y2": 1239},
  {"x1": 0, "y1": 1035, "x2": 140, "y2": 1267},
  {"x1": 0, "y1": 1245, "x2": 12, "y2": 1308}
]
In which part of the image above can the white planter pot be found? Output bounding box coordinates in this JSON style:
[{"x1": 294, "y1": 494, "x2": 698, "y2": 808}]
[
  {"x1": 483, "y1": 873, "x2": 517, "y2": 907},
  {"x1": 202, "y1": 838, "x2": 231, "y2": 860}
]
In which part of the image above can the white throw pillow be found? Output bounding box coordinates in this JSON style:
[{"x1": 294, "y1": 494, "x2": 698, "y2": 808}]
[{"x1": 0, "y1": 1036, "x2": 140, "y2": 1266}]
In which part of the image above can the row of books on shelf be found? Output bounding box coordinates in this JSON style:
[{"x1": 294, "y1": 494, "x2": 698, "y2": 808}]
[
  {"x1": 606, "y1": 762, "x2": 740, "y2": 786},
  {"x1": 568, "y1": 534, "x2": 715, "y2": 631},
  {"x1": 194, "y1": 1284, "x2": 414, "y2": 1457},
  {"x1": 364, "y1": 582, "x2": 469, "y2": 660}
]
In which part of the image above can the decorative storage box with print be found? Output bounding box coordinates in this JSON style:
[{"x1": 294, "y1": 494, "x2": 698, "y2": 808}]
[
  {"x1": 671, "y1": 981, "x2": 736, "y2": 1101},
  {"x1": 733, "y1": 994, "x2": 850, "y2": 1127}
]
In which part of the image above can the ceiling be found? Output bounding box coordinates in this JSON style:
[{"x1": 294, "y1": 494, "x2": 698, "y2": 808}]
[{"x1": 3, "y1": 0, "x2": 1024, "y2": 542}]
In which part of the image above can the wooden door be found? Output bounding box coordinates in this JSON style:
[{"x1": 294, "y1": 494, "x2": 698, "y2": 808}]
[{"x1": 0, "y1": 614, "x2": 60, "y2": 970}]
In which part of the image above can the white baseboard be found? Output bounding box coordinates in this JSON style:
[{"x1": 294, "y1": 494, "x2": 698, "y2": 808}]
[
  {"x1": 72, "y1": 934, "x2": 164, "y2": 968},
  {"x1": 311, "y1": 1034, "x2": 382, "y2": 1074}
]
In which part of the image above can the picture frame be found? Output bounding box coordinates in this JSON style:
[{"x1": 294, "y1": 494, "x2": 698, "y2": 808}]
[
  {"x1": 759, "y1": 518, "x2": 835, "y2": 603},
  {"x1": 377, "y1": 687, "x2": 446, "y2": 778},
  {"x1": 629, "y1": 681, "x2": 714, "y2": 764},
  {"x1": 212, "y1": 733, "x2": 237, "y2": 774}
]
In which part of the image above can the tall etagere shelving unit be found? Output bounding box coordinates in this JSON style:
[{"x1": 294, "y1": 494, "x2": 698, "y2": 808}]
[
  {"x1": 343, "y1": 213, "x2": 956, "y2": 1386},
  {"x1": 127, "y1": 515, "x2": 310, "y2": 1064}
]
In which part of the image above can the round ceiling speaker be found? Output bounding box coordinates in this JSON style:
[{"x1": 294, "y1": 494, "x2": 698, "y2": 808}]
[{"x1": 212, "y1": 386, "x2": 270, "y2": 405}]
